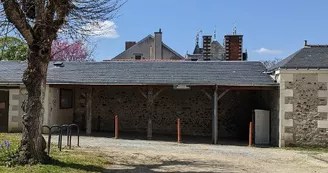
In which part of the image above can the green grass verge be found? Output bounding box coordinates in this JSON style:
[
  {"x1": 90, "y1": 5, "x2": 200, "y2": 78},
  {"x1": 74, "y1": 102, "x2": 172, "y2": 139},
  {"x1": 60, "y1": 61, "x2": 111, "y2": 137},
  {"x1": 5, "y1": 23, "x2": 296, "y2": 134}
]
[{"x1": 0, "y1": 133, "x2": 109, "y2": 173}]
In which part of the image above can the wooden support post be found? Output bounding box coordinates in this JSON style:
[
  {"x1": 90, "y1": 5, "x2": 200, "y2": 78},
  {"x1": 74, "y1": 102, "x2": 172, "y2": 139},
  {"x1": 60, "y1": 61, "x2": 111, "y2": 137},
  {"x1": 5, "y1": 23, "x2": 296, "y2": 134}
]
[
  {"x1": 249, "y1": 121, "x2": 253, "y2": 147},
  {"x1": 115, "y1": 115, "x2": 119, "y2": 139},
  {"x1": 147, "y1": 87, "x2": 153, "y2": 140},
  {"x1": 212, "y1": 85, "x2": 218, "y2": 144},
  {"x1": 86, "y1": 88, "x2": 93, "y2": 136},
  {"x1": 177, "y1": 118, "x2": 181, "y2": 143},
  {"x1": 147, "y1": 119, "x2": 152, "y2": 139}
]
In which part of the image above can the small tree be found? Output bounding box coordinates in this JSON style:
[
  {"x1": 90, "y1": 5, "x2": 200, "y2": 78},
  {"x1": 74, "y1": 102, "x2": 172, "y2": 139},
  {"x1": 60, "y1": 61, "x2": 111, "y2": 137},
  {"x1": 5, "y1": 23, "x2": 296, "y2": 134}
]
[
  {"x1": 0, "y1": 37, "x2": 92, "y2": 61},
  {"x1": 52, "y1": 40, "x2": 93, "y2": 61},
  {"x1": 0, "y1": 36, "x2": 28, "y2": 60},
  {"x1": 0, "y1": 0, "x2": 123, "y2": 164}
]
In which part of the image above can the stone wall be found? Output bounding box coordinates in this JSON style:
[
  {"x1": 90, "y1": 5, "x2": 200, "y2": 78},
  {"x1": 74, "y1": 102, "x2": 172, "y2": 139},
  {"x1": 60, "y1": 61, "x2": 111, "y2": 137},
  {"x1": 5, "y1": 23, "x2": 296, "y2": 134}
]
[
  {"x1": 279, "y1": 71, "x2": 328, "y2": 147},
  {"x1": 8, "y1": 89, "x2": 20, "y2": 132},
  {"x1": 73, "y1": 87, "x2": 264, "y2": 138},
  {"x1": 7, "y1": 86, "x2": 28, "y2": 132},
  {"x1": 48, "y1": 87, "x2": 74, "y2": 126}
]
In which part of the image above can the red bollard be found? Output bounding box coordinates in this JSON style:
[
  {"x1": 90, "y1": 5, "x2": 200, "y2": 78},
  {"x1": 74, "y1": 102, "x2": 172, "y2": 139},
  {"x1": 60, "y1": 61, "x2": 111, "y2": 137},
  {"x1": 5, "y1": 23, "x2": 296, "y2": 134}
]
[
  {"x1": 249, "y1": 121, "x2": 253, "y2": 147},
  {"x1": 177, "y1": 118, "x2": 181, "y2": 143},
  {"x1": 115, "y1": 115, "x2": 119, "y2": 139}
]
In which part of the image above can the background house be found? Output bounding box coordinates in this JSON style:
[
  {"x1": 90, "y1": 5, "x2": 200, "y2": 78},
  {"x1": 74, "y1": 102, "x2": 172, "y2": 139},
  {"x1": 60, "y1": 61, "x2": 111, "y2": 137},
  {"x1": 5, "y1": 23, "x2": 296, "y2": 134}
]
[{"x1": 109, "y1": 29, "x2": 184, "y2": 61}]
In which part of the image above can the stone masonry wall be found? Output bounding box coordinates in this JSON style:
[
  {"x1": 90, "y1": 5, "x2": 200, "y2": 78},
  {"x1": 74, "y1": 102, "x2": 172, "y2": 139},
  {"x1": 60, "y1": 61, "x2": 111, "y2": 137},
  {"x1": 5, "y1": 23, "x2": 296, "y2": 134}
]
[
  {"x1": 74, "y1": 87, "x2": 257, "y2": 138},
  {"x1": 8, "y1": 86, "x2": 27, "y2": 132},
  {"x1": 280, "y1": 72, "x2": 328, "y2": 147},
  {"x1": 8, "y1": 89, "x2": 22, "y2": 132}
]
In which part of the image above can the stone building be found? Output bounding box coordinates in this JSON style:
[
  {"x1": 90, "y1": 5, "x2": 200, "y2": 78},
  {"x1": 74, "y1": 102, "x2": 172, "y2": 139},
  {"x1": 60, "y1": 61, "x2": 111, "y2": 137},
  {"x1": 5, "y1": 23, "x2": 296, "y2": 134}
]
[
  {"x1": 109, "y1": 29, "x2": 184, "y2": 61},
  {"x1": 0, "y1": 61, "x2": 278, "y2": 145},
  {"x1": 270, "y1": 41, "x2": 328, "y2": 147},
  {"x1": 3, "y1": 41, "x2": 328, "y2": 148}
]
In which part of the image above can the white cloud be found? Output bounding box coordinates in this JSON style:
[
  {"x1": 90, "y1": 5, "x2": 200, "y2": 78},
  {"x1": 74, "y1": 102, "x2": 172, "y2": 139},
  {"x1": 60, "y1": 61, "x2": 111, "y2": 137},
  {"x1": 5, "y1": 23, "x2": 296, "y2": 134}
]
[
  {"x1": 83, "y1": 21, "x2": 119, "y2": 38},
  {"x1": 254, "y1": 48, "x2": 282, "y2": 54}
]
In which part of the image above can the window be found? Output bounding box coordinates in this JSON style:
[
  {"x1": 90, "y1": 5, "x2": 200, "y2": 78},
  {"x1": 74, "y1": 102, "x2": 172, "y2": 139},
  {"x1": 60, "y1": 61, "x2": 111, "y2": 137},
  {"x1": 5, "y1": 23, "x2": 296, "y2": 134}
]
[
  {"x1": 60, "y1": 89, "x2": 73, "y2": 109},
  {"x1": 134, "y1": 53, "x2": 143, "y2": 60},
  {"x1": 135, "y1": 55, "x2": 142, "y2": 60}
]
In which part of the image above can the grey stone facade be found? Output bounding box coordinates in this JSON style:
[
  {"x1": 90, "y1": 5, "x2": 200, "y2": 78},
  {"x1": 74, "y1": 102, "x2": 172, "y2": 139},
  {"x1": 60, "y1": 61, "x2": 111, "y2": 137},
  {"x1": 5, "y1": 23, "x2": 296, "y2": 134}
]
[
  {"x1": 8, "y1": 88, "x2": 24, "y2": 132},
  {"x1": 280, "y1": 72, "x2": 328, "y2": 147}
]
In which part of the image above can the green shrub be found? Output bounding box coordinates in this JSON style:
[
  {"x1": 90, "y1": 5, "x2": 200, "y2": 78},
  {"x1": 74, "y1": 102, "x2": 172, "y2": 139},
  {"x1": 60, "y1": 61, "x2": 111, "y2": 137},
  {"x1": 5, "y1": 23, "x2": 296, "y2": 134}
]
[{"x1": 0, "y1": 140, "x2": 19, "y2": 167}]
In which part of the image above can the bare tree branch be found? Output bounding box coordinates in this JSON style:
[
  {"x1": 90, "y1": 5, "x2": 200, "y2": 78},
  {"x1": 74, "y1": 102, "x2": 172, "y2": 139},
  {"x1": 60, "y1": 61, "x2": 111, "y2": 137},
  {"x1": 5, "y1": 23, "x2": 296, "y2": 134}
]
[
  {"x1": 0, "y1": 0, "x2": 125, "y2": 164},
  {"x1": 1, "y1": 0, "x2": 33, "y2": 44}
]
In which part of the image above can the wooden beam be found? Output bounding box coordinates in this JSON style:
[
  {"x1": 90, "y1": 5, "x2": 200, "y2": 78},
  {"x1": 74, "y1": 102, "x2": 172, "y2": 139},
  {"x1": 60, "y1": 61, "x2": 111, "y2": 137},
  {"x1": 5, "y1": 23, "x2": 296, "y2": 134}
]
[
  {"x1": 48, "y1": 84, "x2": 278, "y2": 90},
  {"x1": 49, "y1": 84, "x2": 172, "y2": 89},
  {"x1": 147, "y1": 87, "x2": 154, "y2": 140},
  {"x1": 138, "y1": 89, "x2": 147, "y2": 99},
  {"x1": 153, "y1": 88, "x2": 167, "y2": 100},
  {"x1": 86, "y1": 88, "x2": 93, "y2": 135},
  {"x1": 212, "y1": 85, "x2": 218, "y2": 144},
  {"x1": 201, "y1": 89, "x2": 212, "y2": 100},
  {"x1": 218, "y1": 89, "x2": 230, "y2": 101},
  {"x1": 218, "y1": 86, "x2": 278, "y2": 90}
]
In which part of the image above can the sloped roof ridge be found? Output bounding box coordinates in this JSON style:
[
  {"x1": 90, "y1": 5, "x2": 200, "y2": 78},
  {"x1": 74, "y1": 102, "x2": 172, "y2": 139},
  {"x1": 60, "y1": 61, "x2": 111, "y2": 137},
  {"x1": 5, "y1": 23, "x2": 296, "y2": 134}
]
[
  {"x1": 268, "y1": 48, "x2": 303, "y2": 70},
  {"x1": 112, "y1": 34, "x2": 184, "y2": 60}
]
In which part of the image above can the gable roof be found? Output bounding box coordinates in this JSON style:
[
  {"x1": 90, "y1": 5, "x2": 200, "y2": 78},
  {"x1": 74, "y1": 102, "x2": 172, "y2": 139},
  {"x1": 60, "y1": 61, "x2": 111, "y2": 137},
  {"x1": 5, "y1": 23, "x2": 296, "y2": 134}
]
[
  {"x1": 212, "y1": 40, "x2": 224, "y2": 49},
  {"x1": 270, "y1": 46, "x2": 328, "y2": 70},
  {"x1": 112, "y1": 35, "x2": 184, "y2": 60},
  {"x1": 0, "y1": 61, "x2": 276, "y2": 87}
]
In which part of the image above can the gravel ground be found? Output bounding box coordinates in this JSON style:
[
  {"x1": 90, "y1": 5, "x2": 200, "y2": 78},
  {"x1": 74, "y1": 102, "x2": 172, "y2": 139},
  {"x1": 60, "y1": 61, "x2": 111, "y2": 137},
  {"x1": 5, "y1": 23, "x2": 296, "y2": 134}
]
[{"x1": 47, "y1": 135, "x2": 328, "y2": 173}]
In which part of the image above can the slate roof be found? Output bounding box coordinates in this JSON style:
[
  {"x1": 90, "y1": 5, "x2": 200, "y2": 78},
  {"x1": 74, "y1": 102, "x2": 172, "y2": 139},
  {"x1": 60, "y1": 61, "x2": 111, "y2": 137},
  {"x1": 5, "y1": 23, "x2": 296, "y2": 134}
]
[
  {"x1": 0, "y1": 61, "x2": 277, "y2": 86},
  {"x1": 193, "y1": 44, "x2": 202, "y2": 54},
  {"x1": 270, "y1": 46, "x2": 328, "y2": 70}
]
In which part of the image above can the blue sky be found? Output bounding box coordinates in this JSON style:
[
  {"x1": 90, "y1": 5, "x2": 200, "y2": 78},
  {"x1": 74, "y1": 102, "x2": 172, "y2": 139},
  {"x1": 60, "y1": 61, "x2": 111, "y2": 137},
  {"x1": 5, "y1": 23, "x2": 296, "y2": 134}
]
[{"x1": 91, "y1": 0, "x2": 328, "y2": 61}]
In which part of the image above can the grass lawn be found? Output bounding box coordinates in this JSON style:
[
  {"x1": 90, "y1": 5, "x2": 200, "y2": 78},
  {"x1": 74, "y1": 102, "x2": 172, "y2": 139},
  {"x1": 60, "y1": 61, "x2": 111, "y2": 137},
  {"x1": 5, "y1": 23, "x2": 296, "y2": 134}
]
[{"x1": 0, "y1": 133, "x2": 109, "y2": 173}]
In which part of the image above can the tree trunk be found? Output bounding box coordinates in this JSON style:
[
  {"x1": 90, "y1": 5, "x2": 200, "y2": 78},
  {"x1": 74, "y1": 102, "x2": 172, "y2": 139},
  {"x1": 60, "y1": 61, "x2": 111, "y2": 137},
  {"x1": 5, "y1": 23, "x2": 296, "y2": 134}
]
[{"x1": 18, "y1": 42, "x2": 51, "y2": 164}]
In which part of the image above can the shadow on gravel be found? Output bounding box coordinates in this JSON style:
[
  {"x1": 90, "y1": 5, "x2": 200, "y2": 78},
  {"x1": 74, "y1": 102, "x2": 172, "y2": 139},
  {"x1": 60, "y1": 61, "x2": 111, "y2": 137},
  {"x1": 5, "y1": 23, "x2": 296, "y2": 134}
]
[
  {"x1": 47, "y1": 159, "x2": 104, "y2": 172},
  {"x1": 103, "y1": 160, "x2": 238, "y2": 173},
  {"x1": 47, "y1": 158, "x2": 237, "y2": 173}
]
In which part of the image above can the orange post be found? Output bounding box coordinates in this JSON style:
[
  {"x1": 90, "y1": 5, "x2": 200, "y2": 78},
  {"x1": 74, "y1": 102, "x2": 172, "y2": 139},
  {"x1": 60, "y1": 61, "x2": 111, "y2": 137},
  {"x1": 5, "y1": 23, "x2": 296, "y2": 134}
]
[
  {"x1": 115, "y1": 115, "x2": 119, "y2": 139},
  {"x1": 249, "y1": 121, "x2": 253, "y2": 147},
  {"x1": 177, "y1": 118, "x2": 181, "y2": 143}
]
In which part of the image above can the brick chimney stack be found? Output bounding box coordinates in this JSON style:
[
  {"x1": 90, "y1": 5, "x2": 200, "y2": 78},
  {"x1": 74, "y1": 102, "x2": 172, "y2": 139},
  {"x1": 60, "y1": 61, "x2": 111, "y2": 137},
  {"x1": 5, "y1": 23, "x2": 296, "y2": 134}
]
[
  {"x1": 154, "y1": 28, "x2": 163, "y2": 59},
  {"x1": 125, "y1": 41, "x2": 136, "y2": 50},
  {"x1": 224, "y1": 35, "x2": 243, "y2": 61},
  {"x1": 202, "y1": 35, "x2": 212, "y2": 60}
]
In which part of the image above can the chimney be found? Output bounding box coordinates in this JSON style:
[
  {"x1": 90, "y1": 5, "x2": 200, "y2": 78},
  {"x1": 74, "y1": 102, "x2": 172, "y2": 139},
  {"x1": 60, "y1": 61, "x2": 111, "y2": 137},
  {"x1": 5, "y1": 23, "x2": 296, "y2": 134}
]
[
  {"x1": 154, "y1": 28, "x2": 162, "y2": 59},
  {"x1": 202, "y1": 35, "x2": 212, "y2": 60},
  {"x1": 304, "y1": 40, "x2": 308, "y2": 47},
  {"x1": 125, "y1": 41, "x2": 136, "y2": 50},
  {"x1": 224, "y1": 34, "x2": 243, "y2": 61}
]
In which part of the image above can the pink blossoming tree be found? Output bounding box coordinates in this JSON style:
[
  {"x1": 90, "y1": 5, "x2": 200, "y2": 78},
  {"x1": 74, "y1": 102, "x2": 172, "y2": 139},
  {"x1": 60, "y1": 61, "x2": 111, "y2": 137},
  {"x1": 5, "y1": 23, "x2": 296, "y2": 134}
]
[{"x1": 51, "y1": 40, "x2": 92, "y2": 61}]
